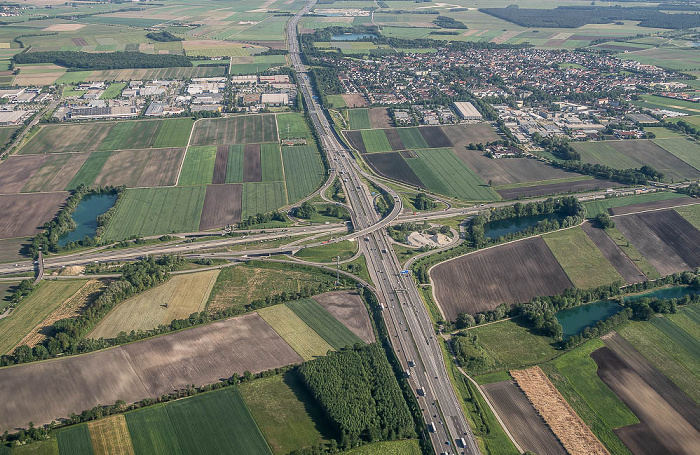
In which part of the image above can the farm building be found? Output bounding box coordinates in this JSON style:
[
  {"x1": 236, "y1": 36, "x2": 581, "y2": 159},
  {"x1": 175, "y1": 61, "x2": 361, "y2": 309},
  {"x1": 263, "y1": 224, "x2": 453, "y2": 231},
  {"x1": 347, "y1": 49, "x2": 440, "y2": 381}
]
[{"x1": 453, "y1": 101, "x2": 482, "y2": 120}]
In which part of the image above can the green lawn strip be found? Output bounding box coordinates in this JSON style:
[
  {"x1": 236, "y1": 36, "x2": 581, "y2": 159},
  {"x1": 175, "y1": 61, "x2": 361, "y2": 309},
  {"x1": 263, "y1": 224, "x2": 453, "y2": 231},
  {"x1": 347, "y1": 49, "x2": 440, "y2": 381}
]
[
  {"x1": 99, "y1": 82, "x2": 126, "y2": 99},
  {"x1": 103, "y1": 186, "x2": 206, "y2": 241},
  {"x1": 261, "y1": 143, "x2": 284, "y2": 182},
  {"x1": 359, "y1": 129, "x2": 392, "y2": 153},
  {"x1": 348, "y1": 108, "x2": 371, "y2": 130},
  {"x1": 407, "y1": 148, "x2": 499, "y2": 201},
  {"x1": 276, "y1": 113, "x2": 310, "y2": 139},
  {"x1": 603, "y1": 226, "x2": 660, "y2": 279},
  {"x1": 494, "y1": 175, "x2": 593, "y2": 190},
  {"x1": 282, "y1": 146, "x2": 325, "y2": 203},
  {"x1": 166, "y1": 387, "x2": 272, "y2": 455},
  {"x1": 286, "y1": 298, "x2": 363, "y2": 349},
  {"x1": 338, "y1": 440, "x2": 422, "y2": 455},
  {"x1": 226, "y1": 144, "x2": 245, "y2": 184},
  {"x1": 294, "y1": 240, "x2": 357, "y2": 263},
  {"x1": 653, "y1": 138, "x2": 700, "y2": 172},
  {"x1": 178, "y1": 146, "x2": 216, "y2": 186},
  {"x1": 125, "y1": 406, "x2": 184, "y2": 455},
  {"x1": 239, "y1": 373, "x2": 332, "y2": 455},
  {"x1": 572, "y1": 142, "x2": 639, "y2": 169},
  {"x1": 241, "y1": 182, "x2": 287, "y2": 219},
  {"x1": 676, "y1": 203, "x2": 700, "y2": 231},
  {"x1": 66, "y1": 152, "x2": 111, "y2": 190},
  {"x1": 56, "y1": 425, "x2": 94, "y2": 455},
  {"x1": 473, "y1": 371, "x2": 511, "y2": 385},
  {"x1": 543, "y1": 227, "x2": 623, "y2": 289},
  {"x1": 584, "y1": 192, "x2": 689, "y2": 217},
  {"x1": 154, "y1": 118, "x2": 195, "y2": 148},
  {"x1": 618, "y1": 321, "x2": 700, "y2": 405},
  {"x1": 396, "y1": 127, "x2": 428, "y2": 149}
]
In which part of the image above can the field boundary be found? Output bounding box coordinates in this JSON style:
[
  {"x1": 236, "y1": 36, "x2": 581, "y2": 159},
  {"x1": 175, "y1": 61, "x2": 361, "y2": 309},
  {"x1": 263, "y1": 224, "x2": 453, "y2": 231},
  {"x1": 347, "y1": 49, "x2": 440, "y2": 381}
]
[
  {"x1": 275, "y1": 113, "x2": 291, "y2": 205},
  {"x1": 175, "y1": 118, "x2": 201, "y2": 186}
]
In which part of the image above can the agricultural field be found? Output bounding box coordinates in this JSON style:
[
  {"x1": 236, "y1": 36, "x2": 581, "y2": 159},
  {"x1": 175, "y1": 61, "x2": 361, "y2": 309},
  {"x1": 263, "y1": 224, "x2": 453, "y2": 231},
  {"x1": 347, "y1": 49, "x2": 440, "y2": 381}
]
[
  {"x1": 0, "y1": 155, "x2": 51, "y2": 194},
  {"x1": 396, "y1": 127, "x2": 428, "y2": 149},
  {"x1": 281, "y1": 146, "x2": 325, "y2": 203},
  {"x1": 87, "y1": 414, "x2": 135, "y2": 455},
  {"x1": 676, "y1": 203, "x2": 700, "y2": 230},
  {"x1": 496, "y1": 178, "x2": 617, "y2": 199},
  {"x1": 177, "y1": 146, "x2": 216, "y2": 186},
  {"x1": 0, "y1": 313, "x2": 301, "y2": 433},
  {"x1": 633, "y1": 94, "x2": 700, "y2": 115},
  {"x1": 88, "y1": 270, "x2": 219, "y2": 339},
  {"x1": 102, "y1": 186, "x2": 206, "y2": 241},
  {"x1": 0, "y1": 280, "x2": 86, "y2": 355},
  {"x1": 653, "y1": 138, "x2": 700, "y2": 172},
  {"x1": 0, "y1": 192, "x2": 69, "y2": 239},
  {"x1": 190, "y1": 115, "x2": 278, "y2": 146},
  {"x1": 199, "y1": 184, "x2": 243, "y2": 229},
  {"x1": 22, "y1": 154, "x2": 91, "y2": 193},
  {"x1": 359, "y1": 129, "x2": 393, "y2": 153},
  {"x1": 580, "y1": 222, "x2": 645, "y2": 284},
  {"x1": 276, "y1": 113, "x2": 311, "y2": 140},
  {"x1": 257, "y1": 304, "x2": 333, "y2": 361},
  {"x1": 584, "y1": 192, "x2": 690, "y2": 217},
  {"x1": 338, "y1": 440, "x2": 421, "y2": 455},
  {"x1": 66, "y1": 153, "x2": 112, "y2": 191},
  {"x1": 363, "y1": 152, "x2": 424, "y2": 188},
  {"x1": 312, "y1": 291, "x2": 375, "y2": 344},
  {"x1": 241, "y1": 182, "x2": 287, "y2": 219},
  {"x1": 286, "y1": 298, "x2": 363, "y2": 350},
  {"x1": 92, "y1": 148, "x2": 184, "y2": 188},
  {"x1": 542, "y1": 227, "x2": 623, "y2": 289},
  {"x1": 0, "y1": 126, "x2": 18, "y2": 150},
  {"x1": 432, "y1": 237, "x2": 573, "y2": 319},
  {"x1": 347, "y1": 108, "x2": 371, "y2": 130}
]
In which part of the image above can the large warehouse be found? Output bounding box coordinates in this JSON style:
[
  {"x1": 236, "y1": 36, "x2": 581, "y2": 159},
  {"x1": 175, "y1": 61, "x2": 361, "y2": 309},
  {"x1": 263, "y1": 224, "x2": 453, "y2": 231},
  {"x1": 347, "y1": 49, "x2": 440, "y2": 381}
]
[{"x1": 453, "y1": 101, "x2": 483, "y2": 120}]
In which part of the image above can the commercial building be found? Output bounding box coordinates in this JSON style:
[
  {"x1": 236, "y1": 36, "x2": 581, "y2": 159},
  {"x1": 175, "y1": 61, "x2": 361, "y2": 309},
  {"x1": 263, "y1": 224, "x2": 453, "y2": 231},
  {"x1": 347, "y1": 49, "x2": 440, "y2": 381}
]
[{"x1": 453, "y1": 101, "x2": 482, "y2": 120}]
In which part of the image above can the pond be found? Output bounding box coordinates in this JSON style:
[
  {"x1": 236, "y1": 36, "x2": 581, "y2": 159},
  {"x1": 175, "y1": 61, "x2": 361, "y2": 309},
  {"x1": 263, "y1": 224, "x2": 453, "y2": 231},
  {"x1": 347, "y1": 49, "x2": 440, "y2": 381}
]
[
  {"x1": 331, "y1": 33, "x2": 378, "y2": 41},
  {"x1": 624, "y1": 286, "x2": 698, "y2": 302},
  {"x1": 555, "y1": 300, "x2": 623, "y2": 338},
  {"x1": 58, "y1": 193, "x2": 117, "y2": 247},
  {"x1": 484, "y1": 212, "x2": 568, "y2": 239}
]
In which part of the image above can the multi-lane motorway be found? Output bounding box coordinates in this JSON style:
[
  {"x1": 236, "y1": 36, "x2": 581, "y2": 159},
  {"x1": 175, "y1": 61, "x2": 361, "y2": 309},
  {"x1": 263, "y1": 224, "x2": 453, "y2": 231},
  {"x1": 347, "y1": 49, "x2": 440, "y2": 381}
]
[{"x1": 287, "y1": 3, "x2": 480, "y2": 453}]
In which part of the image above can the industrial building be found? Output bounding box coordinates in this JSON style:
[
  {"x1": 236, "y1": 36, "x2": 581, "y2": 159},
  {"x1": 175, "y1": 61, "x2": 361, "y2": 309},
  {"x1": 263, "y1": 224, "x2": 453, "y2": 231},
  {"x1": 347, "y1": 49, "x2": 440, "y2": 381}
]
[{"x1": 453, "y1": 101, "x2": 483, "y2": 120}]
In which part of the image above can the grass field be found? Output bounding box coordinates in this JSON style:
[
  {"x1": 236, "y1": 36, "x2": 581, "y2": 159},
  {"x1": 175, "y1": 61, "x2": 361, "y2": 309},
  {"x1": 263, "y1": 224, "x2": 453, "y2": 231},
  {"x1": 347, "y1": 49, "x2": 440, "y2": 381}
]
[
  {"x1": 88, "y1": 271, "x2": 219, "y2": 339},
  {"x1": 469, "y1": 319, "x2": 559, "y2": 372},
  {"x1": 339, "y1": 440, "x2": 421, "y2": 455},
  {"x1": 178, "y1": 146, "x2": 216, "y2": 186},
  {"x1": 572, "y1": 142, "x2": 639, "y2": 169},
  {"x1": 603, "y1": 226, "x2": 660, "y2": 279},
  {"x1": 239, "y1": 373, "x2": 331, "y2": 454},
  {"x1": 282, "y1": 146, "x2": 325, "y2": 203},
  {"x1": 326, "y1": 95, "x2": 346, "y2": 109},
  {"x1": 103, "y1": 186, "x2": 206, "y2": 241},
  {"x1": 543, "y1": 227, "x2": 623, "y2": 289},
  {"x1": 285, "y1": 299, "x2": 363, "y2": 350},
  {"x1": 0, "y1": 126, "x2": 18, "y2": 149},
  {"x1": 633, "y1": 94, "x2": 700, "y2": 115},
  {"x1": 10, "y1": 438, "x2": 59, "y2": 454},
  {"x1": 99, "y1": 82, "x2": 126, "y2": 100},
  {"x1": 241, "y1": 182, "x2": 287, "y2": 219},
  {"x1": 294, "y1": 240, "x2": 357, "y2": 263},
  {"x1": 676, "y1": 203, "x2": 700, "y2": 230},
  {"x1": 359, "y1": 129, "x2": 392, "y2": 153},
  {"x1": 87, "y1": 414, "x2": 135, "y2": 455},
  {"x1": 543, "y1": 339, "x2": 637, "y2": 455},
  {"x1": 396, "y1": 127, "x2": 428, "y2": 149},
  {"x1": 406, "y1": 148, "x2": 499, "y2": 201},
  {"x1": 65, "y1": 152, "x2": 111, "y2": 190},
  {"x1": 261, "y1": 143, "x2": 284, "y2": 182},
  {"x1": 257, "y1": 304, "x2": 333, "y2": 361},
  {"x1": 57, "y1": 425, "x2": 94, "y2": 455},
  {"x1": 276, "y1": 113, "x2": 310, "y2": 140},
  {"x1": 584, "y1": 192, "x2": 688, "y2": 217},
  {"x1": 124, "y1": 407, "x2": 182, "y2": 455},
  {"x1": 0, "y1": 280, "x2": 85, "y2": 355},
  {"x1": 153, "y1": 118, "x2": 194, "y2": 148},
  {"x1": 347, "y1": 109, "x2": 371, "y2": 130},
  {"x1": 654, "y1": 138, "x2": 700, "y2": 171}
]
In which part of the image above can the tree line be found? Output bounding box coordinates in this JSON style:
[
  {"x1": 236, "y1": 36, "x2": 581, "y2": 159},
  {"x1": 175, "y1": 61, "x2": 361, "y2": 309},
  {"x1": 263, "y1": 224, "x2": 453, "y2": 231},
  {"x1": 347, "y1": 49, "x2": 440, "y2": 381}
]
[{"x1": 14, "y1": 51, "x2": 192, "y2": 70}]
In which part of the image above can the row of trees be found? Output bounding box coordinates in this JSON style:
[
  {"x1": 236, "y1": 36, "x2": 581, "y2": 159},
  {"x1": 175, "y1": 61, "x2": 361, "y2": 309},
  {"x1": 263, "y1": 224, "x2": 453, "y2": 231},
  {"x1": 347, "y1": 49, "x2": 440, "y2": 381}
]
[
  {"x1": 237, "y1": 211, "x2": 286, "y2": 229},
  {"x1": 550, "y1": 160, "x2": 664, "y2": 185},
  {"x1": 14, "y1": 51, "x2": 192, "y2": 70}
]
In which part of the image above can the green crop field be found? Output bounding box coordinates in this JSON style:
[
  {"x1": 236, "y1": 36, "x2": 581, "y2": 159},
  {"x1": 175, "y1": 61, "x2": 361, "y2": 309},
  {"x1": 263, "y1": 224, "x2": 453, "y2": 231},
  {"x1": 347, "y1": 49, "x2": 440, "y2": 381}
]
[
  {"x1": 56, "y1": 425, "x2": 94, "y2": 455},
  {"x1": 282, "y1": 146, "x2": 325, "y2": 203},
  {"x1": 98, "y1": 120, "x2": 162, "y2": 151},
  {"x1": 103, "y1": 186, "x2": 206, "y2": 241},
  {"x1": 66, "y1": 152, "x2": 111, "y2": 190},
  {"x1": 276, "y1": 113, "x2": 310, "y2": 139},
  {"x1": 603, "y1": 226, "x2": 660, "y2": 279},
  {"x1": 126, "y1": 406, "x2": 183, "y2": 455},
  {"x1": 257, "y1": 304, "x2": 333, "y2": 360},
  {"x1": 326, "y1": 95, "x2": 346, "y2": 109},
  {"x1": 644, "y1": 126, "x2": 683, "y2": 139},
  {"x1": 153, "y1": 118, "x2": 195, "y2": 148},
  {"x1": 653, "y1": 138, "x2": 700, "y2": 171},
  {"x1": 0, "y1": 280, "x2": 85, "y2": 355},
  {"x1": 261, "y1": 143, "x2": 284, "y2": 182},
  {"x1": 191, "y1": 115, "x2": 278, "y2": 146},
  {"x1": 0, "y1": 126, "x2": 18, "y2": 149},
  {"x1": 396, "y1": 127, "x2": 428, "y2": 149},
  {"x1": 239, "y1": 373, "x2": 331, "y2": 454},
  {"x1": 226, "y1": 144, "x2": 245, "y2": 184},
  {"x1": 99, "y1": 82, "x2": 126, "y2": 99},
  {"x1": 241, "y1": 182, "x2": 287, "y2": 219},
  {"x1": 543, "y1": 339, "x2": 637, "y2": 455},
  {"x1": 543, "y1": 227, "x2": 623, "y2": 289},
  {"x1": 339, "y1": 440, "x2": 421, "y2": 455},
  {"x1": 294, "y1": 241, "x2": 357, "y2": 264},
  {"x1": 347, "y1": 109, "x2": 371, "y2": 130},
  {"x1": 406, "y1": 148, "x2": 500, "y2": 201},
  {"x1": 668, "y1": 307, "x2": 700, "y2": 342},
  {"x1": 572, "y1": 142, "x2": 639, "y2": 169},
  {"x1": 286, "y1": 299, "x2": 363, "y2": 349},
  {"x1": 676, "y1": 203, "x2": 700, "y2": 230},
  {"x1": 178, "y1": 146, "x2": 216, "y2": 186},
  {"x1": 584, "y1": 192, "x2": 689, "y2": 217},
  {"x1": 359, "y1": 130, "x2": 392, "y2": 153},
  {"x1": 651, "y1": 316, "x2": 700, "y2": 360}
]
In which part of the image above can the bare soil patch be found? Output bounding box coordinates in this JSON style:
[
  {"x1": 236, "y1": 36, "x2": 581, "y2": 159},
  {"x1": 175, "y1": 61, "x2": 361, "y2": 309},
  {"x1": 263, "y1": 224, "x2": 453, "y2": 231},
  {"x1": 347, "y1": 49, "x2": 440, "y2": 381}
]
[
  {"x1": 0, "y1": 192, "x2": 68, "y2": 239},
  {"x1": 418, "y1": 126, "x2": 452, "y2": 148},
  {"x1": 0, "y1": 155, "x2": 48, "y2": 193},
  {"x1": 199, "y1": 183, "x2": 243, "y2": 230},
  {"x1": 368, "y1": 108, "x2": 392, "y2": 129},
  {"x1": 364, "y1": 152, "x2": 424, "y2": 188},
  {"x1": 0, "y1": 312, "x2": 301, "y2": 432},
  {"x1": 137, "y1": 148, "x2": 183, "y2": 187},
  {"x1": 213, "y1": 145, "x2": 229, "y2": 185},
  {"x1": 243, "y1": 143, "x2": 262, "y2": 182},
  {"x1": 511, "y1": 367, "x2": 609, "y2": 455},
  {"x1": 497, "y1": 179, "x2": 616, "y2": 199},
  {"x1": 454, "y1": 150, "x2": 573, "y2": 186},
  {"x1": 636, "y1": 209, "x2": 700, "y2": 268},
  {"x1": 382, "y1": 128, "x2": 405, "y2": 151},
  {"x1": 341, "y1": 94, "x2": 367, "y2": 107},
  {"x1": 441, "y1": 123, "x2": 500, "y2": 146},
  {"x1": 71, "y1": 37, "x2": 88, "y2": 46},
  {"x1": 580, "y1": 222, "x2": 645, "y2": 284},
  {"x1": 482, "y1": 380, "x2": 566, "y2": 455},
  {"x1": 0, "y1": 238, "x2": 29, "y2": 263},
  {"x1": 610, "y1": 198, "x2": 698, "y2": 216},
  {"x1": 432, "y1": 237, "x2": 573, "y2": 319},
  {"x1": 41, "y1": 153, "x2": 90, "y2": 192},
  {"x1": 43, "y1": 24, "x2": 85, "y2": 32},
  {"x1": 344, "y1": 130, "x2": 366, "y2": 153},
  {"x1": 312, "y1": 290, "x2": 375, "y2": 343}
]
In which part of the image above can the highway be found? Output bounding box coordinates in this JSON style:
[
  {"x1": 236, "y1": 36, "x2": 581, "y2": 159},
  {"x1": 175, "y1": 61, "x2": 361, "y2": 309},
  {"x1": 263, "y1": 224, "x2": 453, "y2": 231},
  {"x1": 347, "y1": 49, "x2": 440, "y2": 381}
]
[{"x1": 287, "y1": 3, "x2": 479, "y2": 453}]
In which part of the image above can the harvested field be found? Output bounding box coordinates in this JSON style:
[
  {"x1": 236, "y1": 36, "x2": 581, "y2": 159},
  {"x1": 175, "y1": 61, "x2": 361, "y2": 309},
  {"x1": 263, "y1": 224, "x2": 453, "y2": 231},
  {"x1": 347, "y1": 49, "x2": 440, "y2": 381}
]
[
  {"x1": 344, "y1": 130, "x2": 366, "y2": 153},
  {"x1": 454, "y1": 150, "x2": 574, "y2": 186},
  {"x1": 0, "y1": 238, "x2": 29, "y2": 263},
  {"x1": 363, "y1": 152, "x2": 424, "y2": 188},
  {"x1": 0, "y1": 192, "x2": 68, "y2": 239},
  {"x1": 418, "y1": 126, "x2": 452, "y2": 148},
  {"x1": 497, "y1": 179, "x2": 616, "y2": 199},
  {"x1": 88, "y1": 271, "x2": 219, "y2": 339},
  {"x1": 382, "y1": 128, "x2": 405, "y2": 150},
  {"x1": 0, "y1": 155, "x2": 48, "y2": 194},
  {"x1": 511, "y1": 367, "x2": 609, "y2": 455},
  {"x1": 432, "y1": 237, "x2": 573, "y2": 319},
  {"x1": 199, "y1": 184, "x2": 243, "y2": 230},
  {"x1": 341, "y1": 93, "x2": 366, "y2": 107},
  {"x1": 257, "y1": 304, "x2": 333, "y2": 361},
  {"x1": 88, "y1": 414, "x2": 135, "y2": 455},
  {"x1": 312, "y1": 291, "x2": 375, "y2": 343},
  {"x1": 609, "y1": 198, "x2": 698, "y2": 215},
  {"x1": 190, "y1": 115, "x2": 278, "y2": 146},
  {"x1": 580, "y1": 222, "x2": 645, "y2": 284},
  {"x1": 92, "y1": 148, "x2": 183, "y2": 188},
  {"x1": 633, "y1": 209, "x2": 700, "y2": 267},
  {"x1": 0, "y1": 312, "x2": 302, "y2": 432},
  {"x1": 368, "y1": 107, "x2": 392, "y2": 129},
  {"x1": 25, "y1": 153, "x2": 90, "y2": 193},
  {"x1": 212, "y1": 145, "x2": 229, "y2": 185},
  {"x1": 595, "y1": 334, "x2": 700, "y2": 455},
  {"x1": 441, "y1": 123, "x2": 500, "y2": 146},
  {"x1": 243, "y1": 143, "x2": 262, "y2": 182},
  {"x1": 481, "y1": 380, "x2": 566, "y2": 455}
]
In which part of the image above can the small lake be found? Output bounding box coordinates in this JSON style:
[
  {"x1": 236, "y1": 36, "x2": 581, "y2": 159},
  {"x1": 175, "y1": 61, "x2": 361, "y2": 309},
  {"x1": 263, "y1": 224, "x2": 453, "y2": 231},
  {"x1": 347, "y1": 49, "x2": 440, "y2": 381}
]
[
  {"x1": 624, "y1": 286, "x2": 698, "y2": 302},
  {"x1": 556, "y1": 300, "x2": 623, "y2": 338},
  {"x1": 58, "y1": 193, "x2": 117, "y2": 247},
  {"x1": 484, "y1": 212, "x2": 567, "y2": 239},
  {"x1": 331, "y1": 33, "x2": 378, "y2": 41}
]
